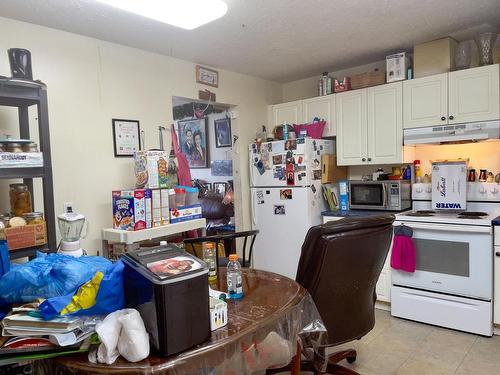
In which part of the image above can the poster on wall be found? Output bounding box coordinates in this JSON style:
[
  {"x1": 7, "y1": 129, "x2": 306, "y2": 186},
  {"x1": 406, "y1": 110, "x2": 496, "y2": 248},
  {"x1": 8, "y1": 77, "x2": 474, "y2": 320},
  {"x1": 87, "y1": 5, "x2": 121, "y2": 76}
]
[
  {"x1": 214, "y1": 118, "x2": 231, "y2": 148},
  {"x1": 177, "y1": 118, "x2": 209, "y2": 168},
  {"x1": 211, "y1": 160, "x2": 233, "y2": 176},
  {"x1": 112, "y1": 119, "x2": 141, "y2": 157}
]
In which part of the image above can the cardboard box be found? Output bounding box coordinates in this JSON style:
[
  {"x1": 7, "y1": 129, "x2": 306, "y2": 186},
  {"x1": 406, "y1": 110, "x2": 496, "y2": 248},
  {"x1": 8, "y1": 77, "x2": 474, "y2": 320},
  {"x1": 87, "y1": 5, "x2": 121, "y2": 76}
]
[
  {"x1": 112, "y1": 189, "x2": 152, "y2": 231},
  {"x1": 170, "y1": 204, "x2": 202, "y2": 224},
  {"x1": 386, "y1": 52, "x2": 410, "y2": 82},
  {"x1": 5, "y1": 222, "x2": 47, "y2": 251},
  {"x1": 321, "y1": 154, "x2": 348, "y2": 183},
  {"x1": 351, "y1": 69, "x2": 386, "y2": 90},
  {"x1": 414, "y1": 37, "x2": 457, "y2": 78},
  {"x1": 160, "y1": 189, "x2": 170, "y2": 225},
  {"x1": 338, "y1": 180, "x2": 349, "y2": 211},
  {"x1": 151, "y1": 189, "x2": 170, "y2": 227},
  {"x1": 135, "y1": 150, "x2": 176, "y2": 189}
]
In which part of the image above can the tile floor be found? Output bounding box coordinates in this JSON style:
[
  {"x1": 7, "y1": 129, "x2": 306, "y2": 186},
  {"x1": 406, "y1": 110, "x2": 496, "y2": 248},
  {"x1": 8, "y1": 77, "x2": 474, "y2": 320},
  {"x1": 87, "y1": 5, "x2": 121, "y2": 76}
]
[{"x1": 295, "y1": 309, "x2": 500, "y2": 374}]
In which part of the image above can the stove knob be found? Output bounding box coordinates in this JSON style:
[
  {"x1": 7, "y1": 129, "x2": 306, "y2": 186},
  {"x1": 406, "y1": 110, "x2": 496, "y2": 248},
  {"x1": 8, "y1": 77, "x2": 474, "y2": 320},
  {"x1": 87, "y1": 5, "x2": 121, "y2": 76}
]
[
  {"x1": 491, "y1": 187, "x2": 499, "y2": 194},
  {"x1": 479, "y1": 186, "x2": 487, "y2": 194},
  {"x1": 496, "y1": 252, "x2": 500, "y2": 257},
  {"x1": 425, "y1": 186, "x2": 432, "y2": 193},
  {"x1": 416, "y1": 187, "x2": 423, "y2": 193}
]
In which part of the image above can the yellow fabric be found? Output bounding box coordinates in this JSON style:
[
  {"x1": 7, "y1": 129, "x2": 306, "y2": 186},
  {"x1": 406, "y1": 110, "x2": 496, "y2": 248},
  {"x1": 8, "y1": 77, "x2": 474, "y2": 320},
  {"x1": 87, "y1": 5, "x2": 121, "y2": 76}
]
[{"x1": 60, "y1": 271, "x2": 104, "y2": 315}]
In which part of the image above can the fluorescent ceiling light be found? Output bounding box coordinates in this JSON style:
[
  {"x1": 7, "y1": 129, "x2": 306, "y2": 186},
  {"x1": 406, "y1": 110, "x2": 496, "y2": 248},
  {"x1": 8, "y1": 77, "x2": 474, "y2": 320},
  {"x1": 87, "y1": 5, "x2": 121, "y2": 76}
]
[{"x1": 96, "y1": 0, "x2": 228, "y2": 30}]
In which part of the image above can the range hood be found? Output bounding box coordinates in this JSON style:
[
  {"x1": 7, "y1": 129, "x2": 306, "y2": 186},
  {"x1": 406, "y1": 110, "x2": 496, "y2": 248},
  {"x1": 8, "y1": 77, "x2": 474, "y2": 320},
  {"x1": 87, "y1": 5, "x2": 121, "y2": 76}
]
[{"x1": 404, "y1": 121, "x2": 500, "y2": 145}]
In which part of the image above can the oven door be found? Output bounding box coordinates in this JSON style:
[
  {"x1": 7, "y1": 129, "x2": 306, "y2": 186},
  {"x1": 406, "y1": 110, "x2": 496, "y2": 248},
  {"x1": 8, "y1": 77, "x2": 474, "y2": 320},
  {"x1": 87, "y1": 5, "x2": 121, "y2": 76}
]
[
  {"x1": 349, "y1": 182, "x2": 387, "y2": 210},
  {"x1": 392, "y1": 221, "x2": 492, "y2": 300}
]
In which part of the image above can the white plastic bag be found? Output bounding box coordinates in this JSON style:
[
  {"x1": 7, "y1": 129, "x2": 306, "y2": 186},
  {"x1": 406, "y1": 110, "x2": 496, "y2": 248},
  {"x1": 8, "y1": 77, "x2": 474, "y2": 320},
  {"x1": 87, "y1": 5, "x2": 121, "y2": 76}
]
[{"x1": 93, "y1": 308, "x2": 149, "y2": 364}]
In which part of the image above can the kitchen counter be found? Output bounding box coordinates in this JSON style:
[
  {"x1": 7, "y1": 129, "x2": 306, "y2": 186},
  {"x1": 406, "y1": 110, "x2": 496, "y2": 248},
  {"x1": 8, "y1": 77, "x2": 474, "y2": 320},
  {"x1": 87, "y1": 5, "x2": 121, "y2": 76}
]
[{"x1": 322, "y1": 210, "x2": 397, "y2": 218}]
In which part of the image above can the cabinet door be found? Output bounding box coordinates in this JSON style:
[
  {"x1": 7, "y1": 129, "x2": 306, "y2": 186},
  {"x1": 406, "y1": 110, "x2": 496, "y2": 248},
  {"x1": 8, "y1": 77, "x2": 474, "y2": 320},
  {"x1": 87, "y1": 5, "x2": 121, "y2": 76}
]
[
  {"x1": 270, "y1": 100, "x2": 303, "y2": 128},
  {"x1": 302, "y1": 95, "x2": 336, "y2": 136},
  {"x1": 403, "y1": 73, "x2": 448, "y2": 128},
  {"x1": 376, "y1": 269, "x2": 391, "y2": 302},
  {"x1": 367, "y1": 82, "x2": 403, "y2": 164},
  {"x1": 335, "y1": 89, "x2": 368, "y2": 166},
  {"x1": 448, "y1": 64, "x2": 500, "y2": 124}
]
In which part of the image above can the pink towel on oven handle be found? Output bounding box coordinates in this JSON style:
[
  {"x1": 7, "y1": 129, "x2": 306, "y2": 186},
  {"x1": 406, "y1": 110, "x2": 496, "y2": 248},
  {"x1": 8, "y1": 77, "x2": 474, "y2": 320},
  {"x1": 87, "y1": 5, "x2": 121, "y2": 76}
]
[{"x1": 391, "y1": 233, "x2": 416, "y2": 273}]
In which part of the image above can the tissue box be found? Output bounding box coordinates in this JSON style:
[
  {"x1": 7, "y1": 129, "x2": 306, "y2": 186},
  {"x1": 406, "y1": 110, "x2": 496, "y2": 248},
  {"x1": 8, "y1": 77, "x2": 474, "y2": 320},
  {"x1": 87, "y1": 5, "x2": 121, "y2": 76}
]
[{"x1": 386, "y1": 52, "x2": 409, "y2": 82}]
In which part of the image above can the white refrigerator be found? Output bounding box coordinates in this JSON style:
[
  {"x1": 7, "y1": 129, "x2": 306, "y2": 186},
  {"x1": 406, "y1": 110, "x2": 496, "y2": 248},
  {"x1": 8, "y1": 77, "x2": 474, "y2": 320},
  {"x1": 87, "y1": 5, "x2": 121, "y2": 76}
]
[{"x1": 249, "y1": 138, "x2": 334, "y2": 279}]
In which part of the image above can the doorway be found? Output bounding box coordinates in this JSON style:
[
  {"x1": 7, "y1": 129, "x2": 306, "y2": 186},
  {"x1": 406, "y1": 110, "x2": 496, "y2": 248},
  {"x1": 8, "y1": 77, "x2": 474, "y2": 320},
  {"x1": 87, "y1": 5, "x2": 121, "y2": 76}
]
[{"x1": 171, "y1": 96, "x2": 240, "y2": 235}]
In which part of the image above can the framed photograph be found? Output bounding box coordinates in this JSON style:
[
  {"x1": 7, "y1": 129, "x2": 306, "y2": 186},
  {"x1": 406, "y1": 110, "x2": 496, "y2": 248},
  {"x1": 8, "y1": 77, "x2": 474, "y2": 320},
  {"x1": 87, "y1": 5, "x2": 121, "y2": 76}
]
[
  {"x1": 112, "y1": 119, "x2": 140, "y2": 157},
  {"x1": 202, "y1": 182, "x2": 212, "y2": 192},
  {"x1": 196, "y1": 65, "x2": 219, "y2": 88},
  {"x1": 213, "y1": 182, "x2": 227, "y2": 195},
  {"x1": 214, "y1": 118, "x2": 232, "y2": 148},
  {"x1": 177, "y1": 118, "x2": 209, "y2": 169}
]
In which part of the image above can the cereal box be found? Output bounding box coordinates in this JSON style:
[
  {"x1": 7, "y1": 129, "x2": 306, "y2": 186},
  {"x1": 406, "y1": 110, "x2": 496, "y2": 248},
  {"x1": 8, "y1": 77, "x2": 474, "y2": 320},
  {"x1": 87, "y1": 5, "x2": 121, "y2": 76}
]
[
  {"x1": 135, "y1": 150, "x2": 177, "y2": 189},
  {"x1": 112, "y1": 189, "x2": 152, "y2": 231}
]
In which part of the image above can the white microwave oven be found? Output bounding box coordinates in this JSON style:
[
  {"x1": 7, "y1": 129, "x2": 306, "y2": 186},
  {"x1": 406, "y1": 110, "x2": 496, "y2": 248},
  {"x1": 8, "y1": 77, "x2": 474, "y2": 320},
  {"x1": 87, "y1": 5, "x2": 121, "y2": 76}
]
[{"x1": 348, "y1": 180, "x2": 411, "y2": 211}]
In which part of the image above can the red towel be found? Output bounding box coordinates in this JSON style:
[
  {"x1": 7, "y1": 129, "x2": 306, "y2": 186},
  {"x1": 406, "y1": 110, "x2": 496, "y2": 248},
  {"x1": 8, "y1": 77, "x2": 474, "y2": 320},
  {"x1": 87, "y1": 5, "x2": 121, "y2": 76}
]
[{"x1": 391, "y1": 235, "x2": 416, "y2": 273}]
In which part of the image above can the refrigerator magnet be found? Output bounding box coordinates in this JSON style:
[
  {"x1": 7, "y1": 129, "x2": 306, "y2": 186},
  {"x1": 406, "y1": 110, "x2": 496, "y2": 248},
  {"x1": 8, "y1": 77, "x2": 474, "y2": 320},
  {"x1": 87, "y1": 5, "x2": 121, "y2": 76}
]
[
  {"x1": 280, "y1": 189, "x2": 292, "y2": 200},
  {"x1": 298, "y1": 156, "x2": 303, "y2": 164},
  {"x1": 256, "y1": 190, "x2": 264, "y2": 204},
  {"x1": 285, "y1": 139, "x2": 297, "y2": 151},
  {"x1": 297, "y1": 138, "x2": 305, "y2": 144},
  {"x1": 273, "y1": 142, "x2": 284, "y2": 153},
  {"x1": 255, "y1": 161, "x2": 265, "y2": 175},
  {"x1": 313, "y1": 170, "x2": 321, "y2": 180},
  {"x1": 272, "y1": 154, "x2": 283, "y2": 165},
  {"x1": 266, "y1": 143, "x2": 273, "y2": 152},
  {"x1": 286, "y1": 171, "x2": 295, "y2": 186},
  {"x1": 274, "y1": 205, "x2": 285, "y2": 215}
]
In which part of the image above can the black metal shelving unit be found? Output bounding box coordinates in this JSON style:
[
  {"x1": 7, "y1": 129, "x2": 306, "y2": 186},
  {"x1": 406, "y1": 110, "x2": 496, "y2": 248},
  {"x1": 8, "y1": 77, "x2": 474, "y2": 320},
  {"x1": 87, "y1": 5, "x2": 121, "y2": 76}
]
[{"x1": 0, "y1": 78, "x2": 56, "y2": 259}]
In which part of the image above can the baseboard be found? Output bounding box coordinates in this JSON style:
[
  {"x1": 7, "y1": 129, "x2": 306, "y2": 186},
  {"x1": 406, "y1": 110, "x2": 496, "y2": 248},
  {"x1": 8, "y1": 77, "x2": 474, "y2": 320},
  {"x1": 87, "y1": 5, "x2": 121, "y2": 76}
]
[
  {"x1": 494, "y1": 324, "x2": 500, "y2": 336},
  {"x1": 375, "y1": 300, "x2": 391, "y2": 311}
]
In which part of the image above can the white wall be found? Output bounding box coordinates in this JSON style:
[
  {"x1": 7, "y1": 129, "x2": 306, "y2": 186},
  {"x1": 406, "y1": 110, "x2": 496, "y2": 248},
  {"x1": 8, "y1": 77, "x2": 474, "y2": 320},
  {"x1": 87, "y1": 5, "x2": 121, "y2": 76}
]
[{"x1": 0, "y1": 17, "x2": 282, "y2": 254}]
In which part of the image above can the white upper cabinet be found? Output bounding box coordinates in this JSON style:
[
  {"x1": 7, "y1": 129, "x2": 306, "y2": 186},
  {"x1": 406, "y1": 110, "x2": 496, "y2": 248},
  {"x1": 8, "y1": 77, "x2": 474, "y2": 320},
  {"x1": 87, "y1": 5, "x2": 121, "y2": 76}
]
[
  {"x1": 367, "y1": 82, "x2": 403, "y2": 164},
  {"x1": 302, "y1": 95, "x2": 336, "y2": 136},
  {"x1": 269, "y1": 100, "x2": 303, "y2": 128},
  {"x1": 448, "y1": 64, "x2": 500, "y2": 124},
  {"x1": 403, "y1": 73, "x2": 448, "y2": 129},
  {"x1": 335, "y1": 89, "x2": 368, "y2": 165},
  {"x1": 403, "y1": 64, "x2": 500, "y2": 129}
]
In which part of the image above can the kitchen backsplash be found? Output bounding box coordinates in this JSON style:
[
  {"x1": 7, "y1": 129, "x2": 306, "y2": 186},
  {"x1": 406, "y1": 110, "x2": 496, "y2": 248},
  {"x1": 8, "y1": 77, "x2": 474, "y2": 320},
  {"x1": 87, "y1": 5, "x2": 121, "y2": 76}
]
[{"x1": 348, "y1": 142, "x2": 500, "y2": 180}]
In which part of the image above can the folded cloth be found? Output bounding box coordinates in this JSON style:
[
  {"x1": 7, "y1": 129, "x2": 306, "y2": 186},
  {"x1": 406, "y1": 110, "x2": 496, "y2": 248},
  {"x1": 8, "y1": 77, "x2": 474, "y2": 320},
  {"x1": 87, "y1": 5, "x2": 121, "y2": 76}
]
[{"x1": 391, "y1": 225, "x2": 416, "y2": 273}]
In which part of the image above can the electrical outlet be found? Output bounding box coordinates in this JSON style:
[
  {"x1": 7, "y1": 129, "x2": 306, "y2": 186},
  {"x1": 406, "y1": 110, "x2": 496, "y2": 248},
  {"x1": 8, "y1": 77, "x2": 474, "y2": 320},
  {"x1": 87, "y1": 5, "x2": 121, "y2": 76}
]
[{"x1": 63, "y1": 202, "x2": 74, "y2": 214}]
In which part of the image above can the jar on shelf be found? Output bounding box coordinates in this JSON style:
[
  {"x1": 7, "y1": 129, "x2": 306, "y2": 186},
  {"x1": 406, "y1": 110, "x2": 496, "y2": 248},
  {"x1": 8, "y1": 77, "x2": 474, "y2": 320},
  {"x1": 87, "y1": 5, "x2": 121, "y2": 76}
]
[
  {"x1": 9, "y1": 183, "x2": 33, "y2": 217},
  {"x1": 22, "y1": 143, "x2": 38, "y2": 152},
  {"x1": 22, "y1": 212, "x2": 44, "y2": 225},
  {"x1": 6, "y1": 143, "x2": 23, "y2": 153}
]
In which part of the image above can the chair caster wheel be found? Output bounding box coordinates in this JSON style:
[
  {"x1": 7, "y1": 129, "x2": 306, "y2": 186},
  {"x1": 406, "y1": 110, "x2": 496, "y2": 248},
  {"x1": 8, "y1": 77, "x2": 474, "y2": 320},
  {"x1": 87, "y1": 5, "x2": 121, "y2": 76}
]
[{"x1": 347, "y1": 356, "x2": 356, "y2": 364}]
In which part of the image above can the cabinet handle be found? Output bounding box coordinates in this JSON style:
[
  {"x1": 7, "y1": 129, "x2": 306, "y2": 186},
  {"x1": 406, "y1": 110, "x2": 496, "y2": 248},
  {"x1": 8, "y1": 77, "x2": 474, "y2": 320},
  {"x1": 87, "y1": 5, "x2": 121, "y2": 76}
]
[
  {"x1": 496, "y1": 252, "x2": 500, "y2": 257},
  {"x1": 441, "y1": 116, "x2": 446, "y2": 121},
  {"x1": 449, "y1": 115, "x2": 454, "y2": 120},
  {"x1": 368, "y1": 157, "x2": 372, "y2": 162},
  {"x1": 362, "y1": 158, "x2": 366, "y2": 162}
]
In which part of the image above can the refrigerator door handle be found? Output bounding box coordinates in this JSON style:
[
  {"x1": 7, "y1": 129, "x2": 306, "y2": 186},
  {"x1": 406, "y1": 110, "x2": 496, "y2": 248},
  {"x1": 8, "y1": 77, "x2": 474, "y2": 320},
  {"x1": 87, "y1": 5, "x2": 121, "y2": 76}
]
[{"x1": 251, "y1": 190, "x2": 258, "y2": 226}]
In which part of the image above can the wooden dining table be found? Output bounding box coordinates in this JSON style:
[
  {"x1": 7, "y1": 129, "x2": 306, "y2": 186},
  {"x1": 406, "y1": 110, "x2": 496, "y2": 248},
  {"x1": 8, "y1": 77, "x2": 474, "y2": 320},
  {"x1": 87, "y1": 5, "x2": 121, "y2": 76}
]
[{"x1": 37, "y1": 268, "x2": 325, "y2": 375}]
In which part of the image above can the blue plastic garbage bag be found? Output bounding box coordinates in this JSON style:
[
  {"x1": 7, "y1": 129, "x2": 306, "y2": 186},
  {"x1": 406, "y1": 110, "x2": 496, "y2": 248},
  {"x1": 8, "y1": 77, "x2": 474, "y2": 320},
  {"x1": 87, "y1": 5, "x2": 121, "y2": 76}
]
[
  {"x1": 0, "y1": 252, "x2": 111, "y2": 304},
  {"x1": 39, "y1": 260, "x2": 125, "y2": 320},
  {"x1": 0, "y1": 240, "x2": 9, "y2": 278}
]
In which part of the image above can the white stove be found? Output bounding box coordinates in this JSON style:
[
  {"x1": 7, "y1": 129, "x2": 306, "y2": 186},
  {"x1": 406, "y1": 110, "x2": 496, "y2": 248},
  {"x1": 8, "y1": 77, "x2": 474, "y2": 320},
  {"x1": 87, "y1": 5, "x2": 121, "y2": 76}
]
[{"x1": 391, "y1": 181, "x2": 500, "y2": 336}]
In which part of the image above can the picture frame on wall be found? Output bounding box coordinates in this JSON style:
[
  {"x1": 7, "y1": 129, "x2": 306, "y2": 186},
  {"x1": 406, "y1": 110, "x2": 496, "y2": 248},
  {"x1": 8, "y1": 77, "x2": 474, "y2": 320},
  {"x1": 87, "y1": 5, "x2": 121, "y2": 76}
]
[
  {"x1": 213, "y1": 182, "x2": 227, "y2": 195},
  {"x1": 214, "y1": 117, "x2": 231, "y2": 148},
  {"x1": 196, "y1": 65, "x2": 219, "y2": 88},
  {"x1": 112, "y1": 119, "x2": 141, "y2": 157},
  {"x1": 177, "y1": 117, "x2": 209, "y2": 169}
]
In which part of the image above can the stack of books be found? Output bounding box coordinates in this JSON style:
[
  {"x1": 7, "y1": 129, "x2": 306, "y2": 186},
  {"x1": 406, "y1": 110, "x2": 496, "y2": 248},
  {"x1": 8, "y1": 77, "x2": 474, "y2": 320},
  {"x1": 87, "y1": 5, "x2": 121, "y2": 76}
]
[{"x1": 0, "y1": 312, "x2": 97, "y2": 365}]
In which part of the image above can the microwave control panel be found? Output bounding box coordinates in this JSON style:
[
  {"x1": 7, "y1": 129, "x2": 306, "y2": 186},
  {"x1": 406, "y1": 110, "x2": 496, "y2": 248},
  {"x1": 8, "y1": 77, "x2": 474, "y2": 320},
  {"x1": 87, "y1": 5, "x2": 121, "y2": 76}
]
[{"x1": 389, "y1": 184, "x2": 400, "y2": 208}]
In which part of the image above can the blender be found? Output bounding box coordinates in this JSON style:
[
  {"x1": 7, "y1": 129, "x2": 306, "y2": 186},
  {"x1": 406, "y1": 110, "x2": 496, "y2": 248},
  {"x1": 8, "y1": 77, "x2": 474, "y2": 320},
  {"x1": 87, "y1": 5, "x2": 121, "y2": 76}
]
[{"x1": 57, "y1": 203, "x2": 87, "y2": 257}]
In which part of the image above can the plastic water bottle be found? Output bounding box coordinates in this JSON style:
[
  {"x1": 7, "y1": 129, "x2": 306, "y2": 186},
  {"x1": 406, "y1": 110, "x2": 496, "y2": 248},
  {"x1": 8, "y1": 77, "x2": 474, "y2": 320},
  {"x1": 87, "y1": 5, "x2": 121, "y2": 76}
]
[
  {"x1": 203, "y1": 242, "x2": 217, "y2": 282},
  {"x1": 226, "y1": 254, "x2": 243, "y2": 299}
]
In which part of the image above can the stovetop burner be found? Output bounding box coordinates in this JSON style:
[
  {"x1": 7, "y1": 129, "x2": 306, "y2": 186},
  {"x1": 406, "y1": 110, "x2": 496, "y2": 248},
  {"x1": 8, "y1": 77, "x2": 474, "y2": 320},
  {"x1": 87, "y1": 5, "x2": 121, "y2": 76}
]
[
  {"x1": 457, "y1": 212, "x2": 488, "y2": 217},
  {"x1": 405, "y1": 210, "x2": 436, "y2": 217}
]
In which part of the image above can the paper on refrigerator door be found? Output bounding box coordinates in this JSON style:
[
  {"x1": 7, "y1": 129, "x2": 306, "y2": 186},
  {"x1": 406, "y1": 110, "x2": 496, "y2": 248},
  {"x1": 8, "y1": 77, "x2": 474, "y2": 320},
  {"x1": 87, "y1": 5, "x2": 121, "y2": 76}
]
[{"x1": 431, "y1": 161, "x2": 467, "y2": 210}]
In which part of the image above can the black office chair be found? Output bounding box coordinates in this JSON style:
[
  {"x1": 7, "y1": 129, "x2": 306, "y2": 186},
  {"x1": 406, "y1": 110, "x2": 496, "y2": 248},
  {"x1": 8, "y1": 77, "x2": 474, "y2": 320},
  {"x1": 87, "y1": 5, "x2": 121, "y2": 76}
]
[{"x1": 183, "y1": 230, "x2": 259, "y2": 268}]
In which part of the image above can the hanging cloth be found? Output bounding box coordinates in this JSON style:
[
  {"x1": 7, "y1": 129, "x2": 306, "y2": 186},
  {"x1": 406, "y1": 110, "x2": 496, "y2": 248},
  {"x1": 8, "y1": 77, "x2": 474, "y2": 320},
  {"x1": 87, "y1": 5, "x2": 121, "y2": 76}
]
[
  {"x1": 171, "y1": 123, "x2": 192, "y2": 186},
  {"x1": 390, "y1": 225, "x2": 416, "y2": 273}
]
